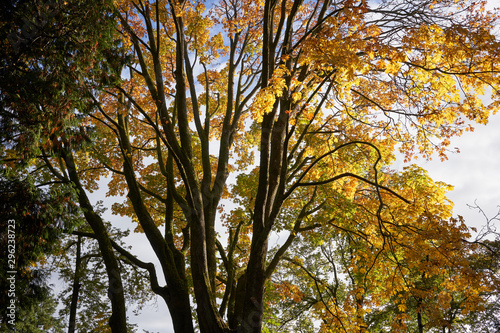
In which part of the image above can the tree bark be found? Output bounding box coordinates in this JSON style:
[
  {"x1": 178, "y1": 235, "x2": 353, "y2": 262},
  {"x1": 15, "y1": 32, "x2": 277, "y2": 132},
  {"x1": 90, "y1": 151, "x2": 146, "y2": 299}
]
[
  {"x1": 68, "y1": 235, "x2": 82, "y2": 333},
  {"x1": 62, "y1": 150, "x2": 128, "y2": 333},
  {"x1": 418, "y1": 311, "x2": 424, "y2": 333}
]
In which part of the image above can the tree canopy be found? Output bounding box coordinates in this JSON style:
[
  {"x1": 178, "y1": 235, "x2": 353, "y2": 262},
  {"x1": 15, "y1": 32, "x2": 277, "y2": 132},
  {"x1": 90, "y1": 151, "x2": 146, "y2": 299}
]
[{"x1": 1, "y1": 0, "x2": 500, "y2": 332}]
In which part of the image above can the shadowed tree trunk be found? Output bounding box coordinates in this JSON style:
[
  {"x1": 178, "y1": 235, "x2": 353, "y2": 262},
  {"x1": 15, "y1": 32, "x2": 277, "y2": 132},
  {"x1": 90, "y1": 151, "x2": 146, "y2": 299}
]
[
  {"x1": 68, "y1": 235, "x2": 82, "y2": 333},
  {"x1": 62, "y1": 149, "x2": 128, "y2": 333}
]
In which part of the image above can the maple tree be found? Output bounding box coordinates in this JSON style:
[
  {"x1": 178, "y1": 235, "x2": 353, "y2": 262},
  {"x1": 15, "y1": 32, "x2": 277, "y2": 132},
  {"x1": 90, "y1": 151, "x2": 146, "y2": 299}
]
[
  {"x1": 2, "y1": 0, "x2": 500, "y2": 332},
  {"x1": 261, "y1": 167, "x2": 498, "y2": 332}
]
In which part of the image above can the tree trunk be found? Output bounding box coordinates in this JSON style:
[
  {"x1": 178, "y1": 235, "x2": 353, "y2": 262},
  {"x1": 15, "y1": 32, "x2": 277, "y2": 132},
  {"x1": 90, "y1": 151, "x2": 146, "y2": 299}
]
[
  {"x1": 62, "y1": 150, "x2": 128, "y2": 333},
  {"x1": 240, "y1": 234, "x2": 269, "y2": 333},
  {"x1": 68, "y1": 235, "x2": 82, "y2": 333},
  {"x1": 117, "y1": 116, "x2": 196, "y2": 333},
  {"x1": 417, "y1": 297, "x2": 424, "y2": 333},
  {"x1": 155, "y1": 287, "x2": 195, "y2": 333}
]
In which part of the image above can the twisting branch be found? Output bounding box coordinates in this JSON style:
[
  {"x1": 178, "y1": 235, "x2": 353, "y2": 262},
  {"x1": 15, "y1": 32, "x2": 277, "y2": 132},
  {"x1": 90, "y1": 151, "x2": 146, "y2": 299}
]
[
  {"x1": 71, "y1": 231, "x2": 166, "y2": 295},
  {"x1": 284, "y1": 141, "x2": 410, "y2": 204},
  {"x1": 284, "y1": 256, "x2": 348, "y2": 333}
]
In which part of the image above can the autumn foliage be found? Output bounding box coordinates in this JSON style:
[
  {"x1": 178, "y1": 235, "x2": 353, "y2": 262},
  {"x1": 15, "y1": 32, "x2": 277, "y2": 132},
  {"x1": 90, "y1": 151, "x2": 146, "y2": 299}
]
[{"x1": 2, "y1": 0, "x2": 500, "y2": 332}]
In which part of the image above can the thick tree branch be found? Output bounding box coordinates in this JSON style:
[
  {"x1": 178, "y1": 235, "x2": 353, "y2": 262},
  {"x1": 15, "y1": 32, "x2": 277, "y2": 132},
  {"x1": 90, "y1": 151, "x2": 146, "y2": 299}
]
[{"x1": 72, "y1": 230, "x2": 167, "y2": 295}]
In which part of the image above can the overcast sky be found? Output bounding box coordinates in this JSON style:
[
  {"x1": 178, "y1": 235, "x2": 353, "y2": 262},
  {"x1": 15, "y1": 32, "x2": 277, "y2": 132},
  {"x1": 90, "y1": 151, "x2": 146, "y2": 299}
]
[{"x1": 401, "y1": 113, "x2": 500, "y2": 235}]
